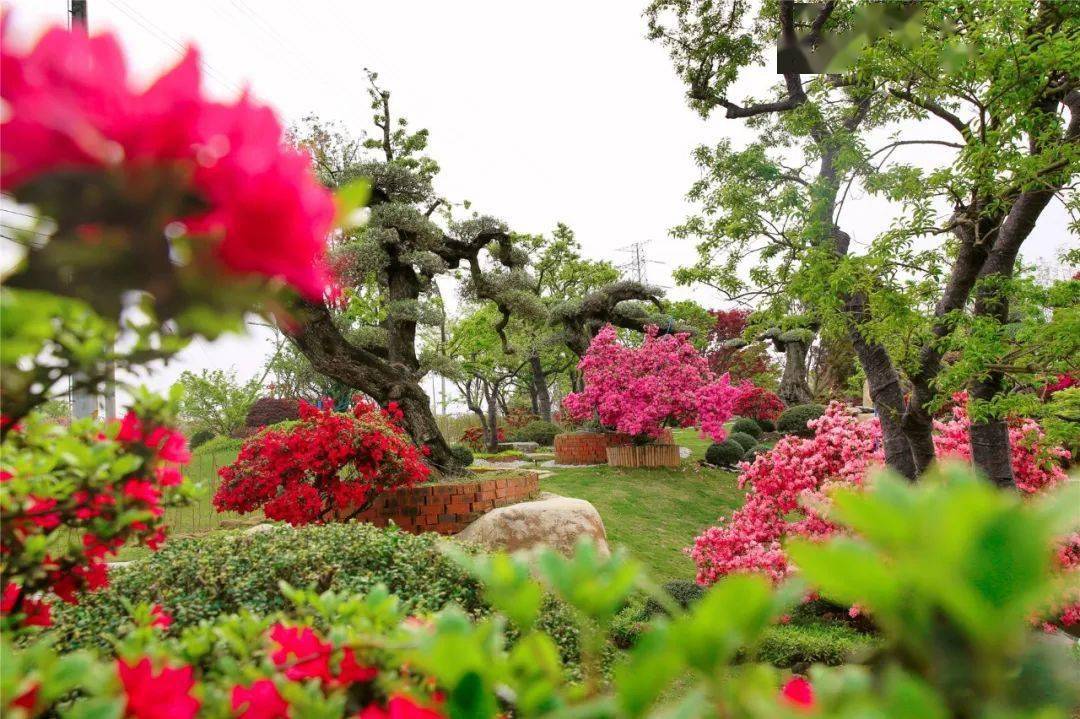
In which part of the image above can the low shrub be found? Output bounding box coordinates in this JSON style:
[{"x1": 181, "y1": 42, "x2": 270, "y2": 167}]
[
  {"x1": 191, "y1": 434, "x2": 244, "y2": 457},
  {"x1": 509, "y1": 420, "x2": 560, "y2": 446},
  {"x1": 244, "y1": 397, "x2": 301, "y2": 427},
  {"x1": 758, "y1": 418, "x2": 776, "y2": 432},
  {"x1": 47, "y1": 523, "x2": 588, "y2": 667},
  {"x1": 459, "y1": 426, "x2": 505, "y2": 451},
  {"x1": 747, "y1": 621, "x2": 879, "y2": 667},
  {"x1": 743, "y1": 442, "x2": 771, "y2": 463},
  {"x1": 449, "y1": 444, "x2": 474, "y2": 467},
  {"x1": 705, "y1": 440, "x2": 744, "y2": 467},
  {"x1": 188, "y1": 428, "x2": 214, "y2": 449},
  {"x1": 644, "y1": 579, "x2": 705, "y2": 617},
  {"x1": 729, "y1": 417, "x2": 762, "y2": 439},
  {"x1": 48, "y1": 523, "x2": 487, "y2": 653},
  {"x1": 776, "y1": 403, "x2": 826, "y2": 437},
  {"x1": 727, "y1": 431, "x2": 757, "y2": 452}
]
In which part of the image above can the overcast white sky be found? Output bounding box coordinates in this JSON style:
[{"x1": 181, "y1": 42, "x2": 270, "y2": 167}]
[{"x1": 3, "y1": 1, "x2": 1075, "y2": 403}]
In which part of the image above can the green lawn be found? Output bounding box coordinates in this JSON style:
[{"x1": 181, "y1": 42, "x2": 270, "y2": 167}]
[{"x1": 540, "y1": 428, "x2": 743, "y2": 581}]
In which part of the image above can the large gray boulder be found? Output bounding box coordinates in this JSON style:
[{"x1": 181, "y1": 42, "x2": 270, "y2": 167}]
[{"x1": 456, "y1": 495, "x2": 610, "y2": 558}]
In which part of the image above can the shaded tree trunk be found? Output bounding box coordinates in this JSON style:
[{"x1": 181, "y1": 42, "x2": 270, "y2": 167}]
[
  {"x1": 530, "y1": 351, "x2": 553, "y2": 422},
  {"x1": 287, "y1": 299, "x2": 459, "y2": 471},
  {"x1": 771, "y1": 333, "x2": 814, "y2": 407},
  {"x1": 485, "y1": 382, "x2": 500, "y2": 452}
]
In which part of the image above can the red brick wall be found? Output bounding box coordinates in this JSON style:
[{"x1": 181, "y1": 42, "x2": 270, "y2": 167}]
[
  {"x1": 554, "y1": 430, "x2": 676, "y2": 465},
  {"x1": 350, "y1": 472, "x2": 539, "y2": 535}
]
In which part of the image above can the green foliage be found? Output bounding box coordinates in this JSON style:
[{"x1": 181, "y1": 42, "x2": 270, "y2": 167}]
[
  {"x1": 788, "y1": 463, "x2": 1080, "y2": 716},
  {"x1": 757, "y1": 418, "x2": 775, "y2": 432},
  {"x1": 174, "y1": 367, "x2": 262, "y2": 437},
  {"x1": 510, "y1": 420, "x2": 561, "y2": 446},
  {"x1": 645, "y1": 580, "x2": 706, "y2": 618},
  {"x1": 776, "y1": 404, "x2": 825, "y2": 437},
  {"x1": 730, "y1": 417, "x2": 762, "y2": 439},
  {"x1": 706, "y1": 440, "x2": 744, "y2": 467},
  {"x1": 749, "y1": 622, "x2": 879, "y2": 668},
  {"x1": 727, "y1": 431, "x2": 757, "y2": 452},
  {"x1": 188, "y1": 428, "x2": 214, "y2": 449},
  {"x1": 449, "y1": 444, "x2": 475, "y2": 467},
  {"x1": 743, "y1": 443, "x2": 770, "y2": 463},
  {"x1": 191, "y1": 434, "x2": 244, "y2": 457},
  {"x1": 48, "y1": 523, "x2": 488, "y2": 653}
]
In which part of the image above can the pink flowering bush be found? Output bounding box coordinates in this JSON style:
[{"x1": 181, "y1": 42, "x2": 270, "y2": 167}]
[
  {"x1": 690, "y1": 400, "x2": 1074, "y2": 627},
  {"x1": 562, "y1": 324, "x2": 740, "y2": 442},
  {"x1": 1, "y1": 20, "x2": 335, "y2": 299}
]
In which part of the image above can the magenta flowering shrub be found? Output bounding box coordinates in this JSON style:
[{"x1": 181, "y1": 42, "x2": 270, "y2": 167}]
[
  {"x1": 690, "y1": 400, "x2": 1074, "y2": 626},
  {"x1": 562, "y1": 324, "x2": 741, "y2": 442}
]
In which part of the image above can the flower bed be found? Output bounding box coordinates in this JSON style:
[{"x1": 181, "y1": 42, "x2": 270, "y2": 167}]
[{"x1": 346, "y1": 471, "x2": 539, "y2": 534}]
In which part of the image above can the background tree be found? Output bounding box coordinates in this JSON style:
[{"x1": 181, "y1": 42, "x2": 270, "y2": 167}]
[
  {"x1": 174, "y1": 368, "x2": 265, "y2": 438},
  {"x1": 649, "y1": 0, "x2": 1078, "y2": 482},
  {"x1": 283, "y1": 73, "x2": 542, "y2": 471}
]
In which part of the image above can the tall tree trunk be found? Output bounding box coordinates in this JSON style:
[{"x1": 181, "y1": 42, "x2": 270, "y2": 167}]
[
  {"x1": 530, "y1": 351, "x2": 553, "y2": 422},
  {"x1": 287, "y1": 300, "x2": 459, "y2": 471},
  {"x1": 772, "y1": 334, "x2": 814, "y2": 406},
  {"x1": 485, "y1": 382, "x2": 501, "y2": 452},
  {"x1": 846, "y1": 294, "x2": 918, "y2": 480}
]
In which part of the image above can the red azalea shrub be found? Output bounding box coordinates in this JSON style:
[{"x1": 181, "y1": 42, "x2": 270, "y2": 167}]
[
  {"x1": 214, "y1": 399, "x2": 430, "y2": 525},
  {"x1": 0, "y1": 405, "x2": 191, "y2": 631},
  {"x1": 731, "y1": 383, "x2": 785, "y2": 423},
  {"x1": 562, "y1": 324, "x2": 740, "y2": 442},
  {"x1": 0, "y1": 22, "x2": 335, "y2": 298},
  {"x1": 689, "y1": 399, "x2": 1075, "y2": 626},
  {"x1": 459, "y1": 426, "x2": 505, "y2": 451},
  {"x1": 1040, "y1": 372, "x2": 1077, "y2": 400}
]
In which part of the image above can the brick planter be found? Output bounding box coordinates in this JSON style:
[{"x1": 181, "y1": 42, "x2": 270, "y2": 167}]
[
  {"x1": 606, "y1": 443, "x2": 681, "y2": 468},
  {"x1": 349, "y1": 471, "x2": 539, "y2": 535},
  {"x1": 554, "y1": 430, "x2": 675, "y2": 465}
]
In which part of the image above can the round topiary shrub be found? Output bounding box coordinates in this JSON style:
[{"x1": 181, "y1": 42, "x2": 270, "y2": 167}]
[
  {"x1": 510, "y1": 420, "x2": 560, "y2": 446},
  {"x1": 729, "y1": 417, "x2": 762, "y2": 439},
  {"x1": 706, "y1": 440, "x2": 744, "y2": 467},
  {"x1": 449, "y1": 444, "x2": 474, "y2": 467},
  {"x1": 743, "y1": 443, "x2": 771, "y2": 463},
  {"x1": 645, "y1": 579, "x2": 706, "y2": 617},
  {"x1": 244, "y1": 397, "x2": 300, "y2": 428},
  {"x1": 758, "y1": 418, "x2": 776, "y2": 432},
  {"x1": 727, "y1": 431, "x2": 757, "y2": 452},
  {"x1": 776, "y1": 403, "x2": 826, "y2": 437},
  {"x1": 188, "y1": 428, "x2": 214, "y2": 449}
]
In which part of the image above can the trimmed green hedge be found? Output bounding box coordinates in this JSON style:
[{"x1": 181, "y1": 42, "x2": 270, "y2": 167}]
[
  {"x1": 509, "y1": 420, "x2": 560, "y2": 446},
  {"x1": 449, "y1": 444, "x2": 474, "y2": 467},
  {"x1": 743, "y1": 443, "x2": 771, "y2": 463},
  {"x1": 706, "y1": 440, "x2": 744, "y2": 467},
  {"x1": 192, "y1": 435, "x2": 244, "y2": 457},
  {"x1": 727, "y1": 431, "x2": 757, "y2": 452},
  {"x1": 758, "y1": 419, "x2": 776, "y2": 432},
  {"x1": 748, "y1": 622, "x2": 879, "y2": 667},
  {"x1": 730, "y1": 418, "x2": 762, "y2": 439},
  {"x1": 49, "y1": 524, "x2": 490, "y2": 653},
  {"x1": 776, "y1": 404, "x2": 826, "y2": 437}
]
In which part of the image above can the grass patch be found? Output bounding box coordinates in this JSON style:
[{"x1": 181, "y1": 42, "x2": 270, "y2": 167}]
[
  {"x1": 749, "y1": 621, "x2": 879, "y2": 667},
  {"x1": 540, "y1": 428, "x2": 743, "y2": 581}
]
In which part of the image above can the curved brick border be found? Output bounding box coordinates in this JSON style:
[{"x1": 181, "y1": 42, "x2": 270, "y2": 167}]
[
  {"x1": 554, "y1": 430, "x2": 675, "y2": 465},
  {"x1": 351, "y1": 471, "x2": 539, "y2": 535}
]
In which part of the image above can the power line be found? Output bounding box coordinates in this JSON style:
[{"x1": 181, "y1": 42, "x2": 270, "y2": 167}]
[{"x1": 102, "y1": 0, "x2": 245, "y2": 95}]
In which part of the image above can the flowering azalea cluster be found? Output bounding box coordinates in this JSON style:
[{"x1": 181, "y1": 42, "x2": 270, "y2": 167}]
[
  {"x1": 459, "y1": 426, "x2": 505, "y2": 452},
  {"x1": 731, "y1": 383, "x2": 785, "y2": 423},
  {"x1": 0, "y1": 403, "x2": 192, "y2": 631},
  {"x1": 691, "y1": 400, "x2": 1071, "y2": 586},
  {"x1": 214, "y1": 399, "x2": 430, "y2": 525},
  {"x1": 563, "y1": 324, "x2": 741, "y2": 442},
  {"x1": 0, "y1": 21, "x2": 335, "y2": 298}
]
